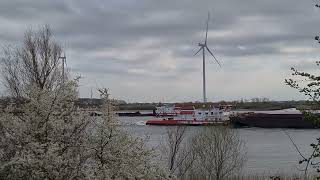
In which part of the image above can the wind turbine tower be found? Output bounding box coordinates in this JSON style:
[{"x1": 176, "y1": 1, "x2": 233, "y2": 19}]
[
  {"x1": 194, "y1": 13, "x2": 221, "y2": 103},
  {"x1": 59, "y1": 52, "x2": 67, "y2": 83}
]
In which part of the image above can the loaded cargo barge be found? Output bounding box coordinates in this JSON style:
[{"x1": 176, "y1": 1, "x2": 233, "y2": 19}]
[{"x1": 230, "y1": 108, "x2": 320, "y2": 129}]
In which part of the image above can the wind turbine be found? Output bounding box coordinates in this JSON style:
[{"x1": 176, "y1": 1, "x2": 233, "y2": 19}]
[
  {"x1": 59, "y1": 52, "x2": 67, "y2": 84},
  {"x1": 194, "y1": 12, "x2": 221, "y2": 103}
]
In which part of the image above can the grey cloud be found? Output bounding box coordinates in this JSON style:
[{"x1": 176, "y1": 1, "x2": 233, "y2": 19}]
[
  {"x1": 218, "y1": 45, "x2": 279, "y2": 57},
  {"x1": 0, "y1": 0, "x2": 319, "y2": 101}
]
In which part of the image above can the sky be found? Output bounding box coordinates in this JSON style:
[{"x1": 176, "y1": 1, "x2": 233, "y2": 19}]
[{"x1": 0, "y1": 0, "x2": 320, "y2": 102}]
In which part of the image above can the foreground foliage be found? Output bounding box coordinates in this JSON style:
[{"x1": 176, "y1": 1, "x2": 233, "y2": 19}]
[
  {"x1": 162, "y1": 126, "x2": 247, "y2": 180},
  {"x1": 0, "y1": 26, "x2": 166, "y2": 179},
  {"x1": 0, "y1": 83, "x2": 166, "y2": 179},
  {"x1": 284, "y1": 3, "x2": 320, "y2": 178}
]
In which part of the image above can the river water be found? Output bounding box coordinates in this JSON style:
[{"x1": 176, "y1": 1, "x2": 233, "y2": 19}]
[{"x1": 118, "y1": 115, "x2": 320, "y2": 175}]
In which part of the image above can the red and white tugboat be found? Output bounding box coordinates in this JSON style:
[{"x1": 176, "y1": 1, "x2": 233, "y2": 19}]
[{"x1": 146, "y1": 105, "x2": 231, "y2": 126}]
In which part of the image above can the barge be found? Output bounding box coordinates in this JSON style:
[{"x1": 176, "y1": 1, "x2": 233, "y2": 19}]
[{"x1": 230, "y1": 108, "x2": 320, "y2": 128}]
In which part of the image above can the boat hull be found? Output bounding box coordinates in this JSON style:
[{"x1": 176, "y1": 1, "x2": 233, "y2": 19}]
[
  {"x1": 146, "y1": 119, "x2": 229, "y2": 126},
  {"x1": 117, "y1": 112, "x2": 155, "y2": 117},
  {"x1": 230, "y1": 113, "x2": 319, "y2": 128}
]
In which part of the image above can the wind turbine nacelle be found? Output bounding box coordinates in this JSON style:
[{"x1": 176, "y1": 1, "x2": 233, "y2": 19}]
[{"x1": 198, "y1": 43, "x2": 205, "y2": 47}]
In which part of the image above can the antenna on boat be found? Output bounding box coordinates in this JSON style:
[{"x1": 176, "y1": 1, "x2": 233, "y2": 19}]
[{"x1": 194, "y1": 12, "x2": 221, "y2": 103}]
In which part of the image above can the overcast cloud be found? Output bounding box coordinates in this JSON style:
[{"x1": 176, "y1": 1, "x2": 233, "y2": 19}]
[{"x1": 0, "y1": 0, "x2": 320, "y2": 102}]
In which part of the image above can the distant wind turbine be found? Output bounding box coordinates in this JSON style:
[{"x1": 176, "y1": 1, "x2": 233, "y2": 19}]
[
  {"x1": 59, "y1": 52, "x2": 67, "y2": 84},
  {"x1": 194, "y1": 12, "x2": 221, "y2": 103}
]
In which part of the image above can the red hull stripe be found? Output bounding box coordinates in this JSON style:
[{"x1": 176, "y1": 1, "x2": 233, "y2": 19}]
[
  {"x1": 180, "y1": 111, "x2": 194, "y2": 115},
  {"x1": 146, "y1": 120, "x2": 227, "y2": 126}
]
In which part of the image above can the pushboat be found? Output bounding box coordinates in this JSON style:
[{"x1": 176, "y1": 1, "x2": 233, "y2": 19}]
[{"x1": 146, "y1": 105, "x2": 231, "y2": 126}]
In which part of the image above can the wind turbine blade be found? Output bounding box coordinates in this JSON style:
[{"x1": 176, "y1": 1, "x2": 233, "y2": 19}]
[
  {"x1": 194, "y1": 47, "x2": 203, "y2": 56},
  {"x1": 206, "y1": 46, "x2": 221, "y2": 67},
  {"x1": 205, "y1": 12, "x2": 210, "y2": 44}
]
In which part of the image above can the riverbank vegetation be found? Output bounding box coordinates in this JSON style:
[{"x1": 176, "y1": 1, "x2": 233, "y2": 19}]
[
  {"x1": 0, "y1": 26, "x2": 167, "y2": 179},
  {"x1": 161, "y1": 126, "x2": 247, "y2": 180},
  {"x1": 114, "y1": 100, "x2": 314, "y2": 111},
  {"x1": 0, "y1": 96, "x2": 315, "y2": 112},
  {"x1": 282, "y1": 3, "x2": 320, "y2": 179}
]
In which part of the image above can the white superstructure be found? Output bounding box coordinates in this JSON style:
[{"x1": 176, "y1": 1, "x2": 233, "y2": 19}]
[{"x1": 156, "y1": 104, "x2": 231, "y2": 121}]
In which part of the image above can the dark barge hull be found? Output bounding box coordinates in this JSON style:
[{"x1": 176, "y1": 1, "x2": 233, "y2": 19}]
[
  {"x1": 117, "y1": 111, "x2": 155, "y2": 117},
  {"x1": 230, "y1": 113, "x2": 319, "y2": 129}
]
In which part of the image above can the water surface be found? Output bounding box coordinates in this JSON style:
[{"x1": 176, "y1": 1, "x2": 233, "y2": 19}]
[{"x1": 119, "y1": 115, "x2": 320, "y2": 174}]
